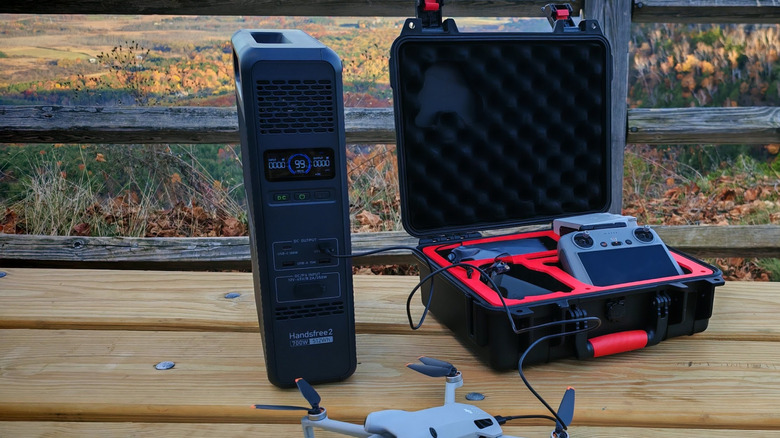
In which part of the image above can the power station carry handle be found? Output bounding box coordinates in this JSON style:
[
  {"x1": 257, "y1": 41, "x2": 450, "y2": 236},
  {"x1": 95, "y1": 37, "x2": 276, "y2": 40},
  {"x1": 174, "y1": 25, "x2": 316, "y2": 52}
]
[{"x1": 584, "y1": 330, "x2": 649, "y2": 358}]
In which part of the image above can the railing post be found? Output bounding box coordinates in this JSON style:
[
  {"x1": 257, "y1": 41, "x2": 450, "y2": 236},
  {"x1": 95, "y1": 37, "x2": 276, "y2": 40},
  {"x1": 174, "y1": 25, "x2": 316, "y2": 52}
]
[{"x1": 583, "y1": 0, "x2": 632, "y2": 213}]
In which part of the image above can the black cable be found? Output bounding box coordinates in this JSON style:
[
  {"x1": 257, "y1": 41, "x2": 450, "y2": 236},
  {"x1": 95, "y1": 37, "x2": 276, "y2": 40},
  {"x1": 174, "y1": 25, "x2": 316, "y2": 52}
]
[
  {"x1": 493, "y1": 414, "x2": 558, "y2": 425},
  {"x1": 404, "y1": 257, "x2": 526, "y2": 329},
  {"x1": 325, "y1": 244, "x2": 428, "y2": 263},
  {"x1": 516, "y1": 317, "x2": 602, "y2": 430},
  {"x1": 322, "y1": 244, "x2": 437, "y2": 329},
  {"x1": 406, "y1": 256, "x2": 565, "y2": 336},
  {"x1": 422, "y1": 255, "x2": 604, "y2": 431},
  {"x1": 329, "y1": 241, "x2": 603, "y2": 431}
]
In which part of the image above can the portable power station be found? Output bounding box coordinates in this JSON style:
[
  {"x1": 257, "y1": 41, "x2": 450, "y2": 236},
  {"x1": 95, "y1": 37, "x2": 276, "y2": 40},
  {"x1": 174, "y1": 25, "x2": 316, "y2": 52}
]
[{"x1": 231, "y1": 29, "x2": 356, "y2": 387}]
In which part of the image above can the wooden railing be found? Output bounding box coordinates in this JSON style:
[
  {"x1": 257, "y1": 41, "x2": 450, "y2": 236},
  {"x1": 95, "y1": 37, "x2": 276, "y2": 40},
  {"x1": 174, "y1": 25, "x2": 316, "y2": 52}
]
[
  {"x1": 1, "y1": 0, "x2": 779, "y2": 269},
  {"x1": 3, "y1": 106, "x2": 779, "y2": 146}
]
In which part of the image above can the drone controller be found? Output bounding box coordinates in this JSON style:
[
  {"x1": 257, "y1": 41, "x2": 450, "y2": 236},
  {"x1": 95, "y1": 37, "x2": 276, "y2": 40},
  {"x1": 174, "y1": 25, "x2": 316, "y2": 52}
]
[{"x1": 557, "y1": 225, "x2": 684, "y2": 286}]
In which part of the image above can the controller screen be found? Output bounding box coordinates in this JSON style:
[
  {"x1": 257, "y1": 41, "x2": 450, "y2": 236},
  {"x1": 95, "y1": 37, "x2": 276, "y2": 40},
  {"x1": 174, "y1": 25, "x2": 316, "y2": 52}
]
[{"x1": 578, "y1": 245, "x2": 681, "y2": 286}]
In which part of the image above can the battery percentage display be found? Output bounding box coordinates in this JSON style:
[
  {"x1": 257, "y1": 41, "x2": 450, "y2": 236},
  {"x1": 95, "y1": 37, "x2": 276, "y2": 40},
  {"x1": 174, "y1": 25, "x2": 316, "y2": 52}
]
[{"x1": 264, "y1": 148, "x2": 335, "y2": 181}]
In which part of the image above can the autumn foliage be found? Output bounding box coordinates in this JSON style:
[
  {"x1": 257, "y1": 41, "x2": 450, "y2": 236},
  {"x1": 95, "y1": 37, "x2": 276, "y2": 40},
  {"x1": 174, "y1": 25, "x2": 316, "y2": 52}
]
[
  {"x1": 630, "y1": 24, "x2": 780, "y2": 108},
  {"x1": 1, "y1": 17, "x2": 779, "y2": 279}
]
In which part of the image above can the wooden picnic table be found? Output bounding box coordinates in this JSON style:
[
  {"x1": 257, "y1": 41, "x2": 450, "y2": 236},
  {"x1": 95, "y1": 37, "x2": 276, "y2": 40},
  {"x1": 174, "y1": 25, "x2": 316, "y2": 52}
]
[{"x1": 1, "y1": 267, "x2": 780, "y2": 437}]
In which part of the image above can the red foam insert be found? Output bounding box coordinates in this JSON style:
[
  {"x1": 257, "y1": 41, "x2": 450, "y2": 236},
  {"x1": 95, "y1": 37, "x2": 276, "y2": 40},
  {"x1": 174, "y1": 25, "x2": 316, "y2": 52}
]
[{"x1": 421, "y1": 230, "x2": 715, "y2": 308}]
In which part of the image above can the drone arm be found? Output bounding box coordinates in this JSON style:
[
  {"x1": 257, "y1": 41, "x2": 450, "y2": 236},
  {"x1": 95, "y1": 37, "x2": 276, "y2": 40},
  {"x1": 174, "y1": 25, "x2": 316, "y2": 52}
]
[
  {"x1": 443, "y1": 376, "x2": 463, "y2": 405},
  {"x1": 301, "y1": 416, "x2": 375, "y2": 438}
]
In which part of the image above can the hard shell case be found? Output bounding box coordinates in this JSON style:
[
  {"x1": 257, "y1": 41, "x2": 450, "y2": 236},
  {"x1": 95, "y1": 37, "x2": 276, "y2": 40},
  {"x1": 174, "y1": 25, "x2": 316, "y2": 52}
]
[{"x1": 389, "y1": 10, "x2": 724, "y2": 370}]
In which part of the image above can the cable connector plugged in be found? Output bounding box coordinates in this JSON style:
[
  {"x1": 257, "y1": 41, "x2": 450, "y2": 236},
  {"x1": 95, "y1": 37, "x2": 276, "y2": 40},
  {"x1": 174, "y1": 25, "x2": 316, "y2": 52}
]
[{"x1": 317, "y1": 240, "x2": 338, "y2": 256}]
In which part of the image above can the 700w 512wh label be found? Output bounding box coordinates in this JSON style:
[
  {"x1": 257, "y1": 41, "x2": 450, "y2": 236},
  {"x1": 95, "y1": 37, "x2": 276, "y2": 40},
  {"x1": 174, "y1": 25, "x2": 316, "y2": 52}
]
[{"x1": 289, "y1": 328, "x2": 334, "y2": 347}]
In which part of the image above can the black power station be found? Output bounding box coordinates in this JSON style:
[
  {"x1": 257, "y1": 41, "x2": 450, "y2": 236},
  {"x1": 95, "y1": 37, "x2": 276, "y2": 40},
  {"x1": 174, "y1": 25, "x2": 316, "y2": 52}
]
[{"x1": 231, "y1": 29, "x2": 356, "y2": 387}]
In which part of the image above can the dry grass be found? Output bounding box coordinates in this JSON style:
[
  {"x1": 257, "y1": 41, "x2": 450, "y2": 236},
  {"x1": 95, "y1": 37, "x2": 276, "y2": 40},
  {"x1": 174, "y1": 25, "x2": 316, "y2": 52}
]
[{"x1": 15, "y1": 159, "x2": 105, "y2": 235}]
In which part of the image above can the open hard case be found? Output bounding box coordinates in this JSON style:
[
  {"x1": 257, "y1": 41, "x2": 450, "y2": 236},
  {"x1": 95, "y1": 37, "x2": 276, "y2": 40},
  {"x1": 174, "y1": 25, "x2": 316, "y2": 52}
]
[{"x1": 389, "y1": 3, "x2": 724, "y2": 370}]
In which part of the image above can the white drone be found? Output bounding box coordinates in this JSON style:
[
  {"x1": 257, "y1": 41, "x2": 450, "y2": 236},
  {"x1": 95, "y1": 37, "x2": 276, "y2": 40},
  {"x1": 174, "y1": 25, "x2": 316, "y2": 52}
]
[{"x1": 254, "y1": 357, "x2": 575, "y2": 438}]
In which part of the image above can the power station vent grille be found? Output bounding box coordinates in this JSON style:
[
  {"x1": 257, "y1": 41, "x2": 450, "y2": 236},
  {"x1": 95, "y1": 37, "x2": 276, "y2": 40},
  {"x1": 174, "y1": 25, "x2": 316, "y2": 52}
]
[
  {"x1": 256, "y1": 79, "x2": 336, "y2": 134},
  {"x1": 275, "y1": 300, "x2": 345, "y2": 321}
]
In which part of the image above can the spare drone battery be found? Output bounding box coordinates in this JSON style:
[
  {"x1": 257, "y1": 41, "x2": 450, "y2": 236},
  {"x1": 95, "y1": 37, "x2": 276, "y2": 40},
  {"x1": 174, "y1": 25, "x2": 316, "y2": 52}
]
[
  {"x1": 390, "y1": 15, "x2": 724, "y2": 370},
  {"x1": 232, "y1": 29, "x2": 356, "y2": 386}
]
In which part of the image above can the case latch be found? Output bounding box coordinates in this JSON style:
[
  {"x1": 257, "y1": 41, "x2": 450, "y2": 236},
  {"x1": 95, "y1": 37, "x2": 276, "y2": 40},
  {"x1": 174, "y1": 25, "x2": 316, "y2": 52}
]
[
  {"x1": 417, "y1": 0, "x2": 443, "y2": 29},
  {"x1": 543, "y1": 3, "x2": 604, "y2": 34},
  {"x1": 543, "y1": 4, "x2": 576, "y2": 30}
]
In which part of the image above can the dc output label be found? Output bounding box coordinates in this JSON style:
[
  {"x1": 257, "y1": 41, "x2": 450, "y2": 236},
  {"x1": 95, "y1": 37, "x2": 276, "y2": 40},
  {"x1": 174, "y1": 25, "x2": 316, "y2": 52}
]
[{"x1": 289, "y1": 328, "x2": 334, "y2": 348}]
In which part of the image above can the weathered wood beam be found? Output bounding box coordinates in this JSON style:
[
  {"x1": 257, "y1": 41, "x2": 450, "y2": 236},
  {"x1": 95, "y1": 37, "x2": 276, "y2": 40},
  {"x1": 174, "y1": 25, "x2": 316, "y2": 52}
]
[
  {"x1": 0, "y1": 232, "x2": 417, "y2": 270},
  {"x1": 3, "y1": 0, "x2": 777, "y2": 23},
  {"x1": 632, "y1": 0, "x2": 780, "y2": 24},
  {"x1": 0, "y1": 106, "x2": 396, "y2": 145},
  {"x1": 1, "y1": 225, "x2": 778, "y2": 270},
  {"x1": 2, "y1": 105, "x2": 778, "y2": 145},
  {"x1": 628, "y1": 106, "x2": 780, "y2": 145},
  {"x1": 0, "y1": 0, "x2": 580, "y2": 18}
]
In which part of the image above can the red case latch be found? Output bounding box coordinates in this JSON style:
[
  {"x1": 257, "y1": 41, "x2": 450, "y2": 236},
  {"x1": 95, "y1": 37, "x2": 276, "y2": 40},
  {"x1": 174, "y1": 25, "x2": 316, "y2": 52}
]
[
  {"x1": 421, "y1": 0, "x2": 440, "y2": 11},
  {"x1": 543, "y1": 4, "x2": 577, "y2": 30},
  {"x1": 416, "y1": 0, "x2": 444, "y2": 28}
]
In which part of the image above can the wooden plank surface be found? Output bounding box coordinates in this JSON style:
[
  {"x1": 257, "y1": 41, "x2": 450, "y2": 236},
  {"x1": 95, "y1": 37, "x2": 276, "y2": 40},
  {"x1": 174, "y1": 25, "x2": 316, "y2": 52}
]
[
  {"x1": 1, "y1": 267, "x2": 780, "y2": 436},
  {"x1": 3, "y1": 423, "x2": 780, "y2": 438},
  {"x1": 0, "y1": 270, "x2": 447, "y2": 334},
  {"x1": 1, "y1": 331, "x2": 780, "y2": 428},
  {"x1": 3, "y1": 105, "x2": 779, "y2": 145},
  {"x1": 2, "y1": 225, "x2": 780, "y2": 270},
  {"x1": 0, "y1": 269, "x2": 778, "y2": 342}
]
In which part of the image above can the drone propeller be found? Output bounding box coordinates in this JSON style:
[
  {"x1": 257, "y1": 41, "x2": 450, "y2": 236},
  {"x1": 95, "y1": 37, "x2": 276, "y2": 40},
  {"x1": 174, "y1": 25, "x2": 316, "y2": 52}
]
[
  {"x1": 554, "y1": 387, "x2": 576, "y2": 432},
  {"x1": 406, "y1": 356, "x2": 458, "y2": 378},
  {"x1": 253, "y1": 378, "x2": 322, "y2": 414}
]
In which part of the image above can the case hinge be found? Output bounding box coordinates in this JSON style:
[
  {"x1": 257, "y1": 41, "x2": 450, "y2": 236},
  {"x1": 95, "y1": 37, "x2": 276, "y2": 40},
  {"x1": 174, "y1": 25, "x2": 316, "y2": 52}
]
[{"x1": 647, "y1": 291, "x2": 671, "y2": 346}]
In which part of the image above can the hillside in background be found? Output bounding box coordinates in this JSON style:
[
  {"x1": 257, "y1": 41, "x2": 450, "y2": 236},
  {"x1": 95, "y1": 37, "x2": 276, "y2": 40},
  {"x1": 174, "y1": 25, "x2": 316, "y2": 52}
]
[
  {"x1": 0, "y1": 15, "x2": 550, "y2": 107},
  {"x1": 2, "y1": 16, "x2": 778, "y2": 109},
  {"x1": 1, "y1": 15, "x2": 779, "y2": 280}
]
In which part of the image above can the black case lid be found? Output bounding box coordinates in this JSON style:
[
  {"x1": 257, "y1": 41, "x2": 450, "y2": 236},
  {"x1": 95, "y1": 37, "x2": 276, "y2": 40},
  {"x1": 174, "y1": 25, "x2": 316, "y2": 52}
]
[{"x1": 390, "y1": 18, "x2": 613, "y2": 238}]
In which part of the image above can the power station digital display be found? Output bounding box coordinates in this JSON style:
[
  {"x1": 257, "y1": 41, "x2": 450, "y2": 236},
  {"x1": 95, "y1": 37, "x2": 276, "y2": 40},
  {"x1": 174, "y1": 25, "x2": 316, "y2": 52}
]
[{"x1": 264, "y1": 148, "x2": 335, "y2": 181}]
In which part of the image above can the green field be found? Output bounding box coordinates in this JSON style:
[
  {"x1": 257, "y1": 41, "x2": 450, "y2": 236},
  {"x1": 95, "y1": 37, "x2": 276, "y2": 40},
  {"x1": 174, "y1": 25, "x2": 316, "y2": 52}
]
[{"x1": 2, "y1": 46, "x2": 92, "y2": 59}]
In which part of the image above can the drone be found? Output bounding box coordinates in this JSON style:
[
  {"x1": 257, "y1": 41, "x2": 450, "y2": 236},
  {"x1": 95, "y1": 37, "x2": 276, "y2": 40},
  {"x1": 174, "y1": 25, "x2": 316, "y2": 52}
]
[{"x1": 254, "y1": 356, "x2": 576, "y2": 438}]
